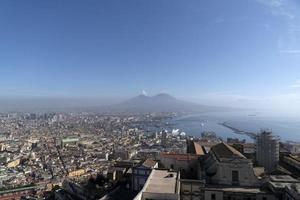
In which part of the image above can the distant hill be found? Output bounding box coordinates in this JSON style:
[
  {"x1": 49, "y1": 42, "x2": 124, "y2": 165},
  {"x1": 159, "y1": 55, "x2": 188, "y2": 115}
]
[
  {"x1": 106, "y1": 93, "x2": 228, "y2": 113},
  {"x1": 0, "y1": 94, "x2": 232, "y2": 113}
]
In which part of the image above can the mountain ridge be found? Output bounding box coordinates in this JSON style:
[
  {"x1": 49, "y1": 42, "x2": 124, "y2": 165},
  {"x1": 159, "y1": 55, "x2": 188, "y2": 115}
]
[{"x1": 107, "y1": 93, "x2": 229, "y2": 113}]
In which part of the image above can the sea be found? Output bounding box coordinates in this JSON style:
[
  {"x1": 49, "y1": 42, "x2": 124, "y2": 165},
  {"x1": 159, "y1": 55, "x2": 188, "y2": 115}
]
[{"x1": 170, "y1": 111, "x2": 300, "y2": 143}]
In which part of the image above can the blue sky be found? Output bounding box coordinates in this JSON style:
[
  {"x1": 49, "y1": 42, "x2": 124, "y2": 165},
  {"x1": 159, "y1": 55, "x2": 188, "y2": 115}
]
[{"x1": 0, "y1": 0, "x2": 300, "y2": 111}]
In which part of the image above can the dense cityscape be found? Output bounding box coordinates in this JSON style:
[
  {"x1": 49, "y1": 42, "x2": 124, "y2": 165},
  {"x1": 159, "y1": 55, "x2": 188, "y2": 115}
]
[
  {"x1": 1, "y1": 0, "x2": 300, "y2": 199},
  {"x1": 0, "y1": 110, "x2": 299, "y2": 200}
]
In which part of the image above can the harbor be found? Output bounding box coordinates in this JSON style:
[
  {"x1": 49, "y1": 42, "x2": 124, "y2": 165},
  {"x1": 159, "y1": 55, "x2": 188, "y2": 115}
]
[{"x1": 218, "y1": 122, "x2": 257, "y2": 140}]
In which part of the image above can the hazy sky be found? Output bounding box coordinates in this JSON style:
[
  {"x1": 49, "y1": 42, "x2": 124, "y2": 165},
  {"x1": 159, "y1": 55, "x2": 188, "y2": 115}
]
[{"x1": 0, "y1": 0, "x2": 300, "y2": 111}]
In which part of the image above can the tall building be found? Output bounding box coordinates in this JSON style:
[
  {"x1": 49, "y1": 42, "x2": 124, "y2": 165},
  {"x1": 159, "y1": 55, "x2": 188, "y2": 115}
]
[
  {"x1": 161, "y1": 130, "x2": 167, "y2": 147},
  {"x1": 256, "y1": 130, "x2": 279, "y2": 172}
]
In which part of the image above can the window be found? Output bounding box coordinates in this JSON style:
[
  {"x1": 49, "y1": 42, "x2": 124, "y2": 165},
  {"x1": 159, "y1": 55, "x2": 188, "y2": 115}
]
[
  {"x1": 211, "y1": 194, "x2": 216, "y2": 200},
  {"x1": 232, "y1": 170, "x2": 239, "y2": 185},
  {"x1": 139, "y1": 170, "x2": 145, "y2": 175}
]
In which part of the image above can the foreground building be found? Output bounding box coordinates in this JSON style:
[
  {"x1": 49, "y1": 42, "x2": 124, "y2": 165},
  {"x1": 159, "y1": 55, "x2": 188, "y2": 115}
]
[
  {"x1": 132, "y1": 159, "x2": 158, "y2": 192},
  {"x1": 285, "y1": 183, "x2": 300, "y2": 200},
  {"x1": 133, "y1": 142, "x2": 278, "y2": 200},
  {"x1": 159, "y1": 153, "x2": 200, "y2": 179},
  {"x1": 204, "y1": 143, "x2": 260, "y2": 187},
  {"x1": 134, "y1": 169, "x2": 180, "y2": 200},
  {"x1": 203, "y1": 185, "x2": 276, "y2": 200}
]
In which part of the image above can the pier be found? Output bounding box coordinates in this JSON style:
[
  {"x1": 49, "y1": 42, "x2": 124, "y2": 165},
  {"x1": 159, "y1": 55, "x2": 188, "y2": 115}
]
[{"x1": 218, "y1": 122, "x2": 257, "y2": 140}]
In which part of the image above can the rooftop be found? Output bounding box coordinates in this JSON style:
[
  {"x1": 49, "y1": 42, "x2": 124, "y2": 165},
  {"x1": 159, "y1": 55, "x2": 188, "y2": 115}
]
[
  {"x1": 143, "y1": 169, "x2": 178, "y2": 194},
  {"x1": 205, "y1": 185, "x2": 269, "y2": 194},
  {"x1": 268, "y1": 175, "x2": 300, "y2": 190},
  {"x1": 270, "y1": 175, "x2": 299, "y2": 183},
  {"x1": 142, "y1": 159, "x2": 157, "y2": 168},
  {"x1": 286, "y1": 183, "x2": 300, "y2": 194},
  {"x1": 193, "y1": 142, "x2": 205, "y2": 155},
  {"x1": 211, "y1": 143, "x2": 246, "y2": 160},
  {"x1": 290, "y1": 155, "x2": 300, "y2": 163},
  {"x1": 160, "y1": 153, "x2": 198, "y2": 161},
  {"x1": 62, "y1": 137, "x2": 79, "y2": 143}
]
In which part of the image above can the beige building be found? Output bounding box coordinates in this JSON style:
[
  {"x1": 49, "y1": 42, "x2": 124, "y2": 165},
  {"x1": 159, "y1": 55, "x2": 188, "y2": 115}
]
[
  {"x1": 159, "y1": 153, "x2": 200, "y2": 179},
  {"x1": 204, "y1": 143, "x2": 260, "y2": 187},
  {"x1": 68, "y1": 169, "x2": 85, "y2": 177},
  {"x1": 6, "y1": 158, "x2": 21, "y2": 168}
]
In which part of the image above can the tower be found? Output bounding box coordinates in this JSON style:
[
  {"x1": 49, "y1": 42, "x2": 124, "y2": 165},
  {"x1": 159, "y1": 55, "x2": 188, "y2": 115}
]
[
  {"x1": 161, "y1": 130, "x2": 167, "y2": 147},
  {"x1": 256, "y1": 130, "x2": 279, "y2": 172}
]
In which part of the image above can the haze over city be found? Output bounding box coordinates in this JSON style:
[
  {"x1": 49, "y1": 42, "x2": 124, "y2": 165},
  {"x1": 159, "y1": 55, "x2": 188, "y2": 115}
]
[
  {"x1": 0, "y1": 0, "x2": 300, "y2": 114},
  {"x1": 2, "y1": 1, "x2": 300, "y2": 200}
]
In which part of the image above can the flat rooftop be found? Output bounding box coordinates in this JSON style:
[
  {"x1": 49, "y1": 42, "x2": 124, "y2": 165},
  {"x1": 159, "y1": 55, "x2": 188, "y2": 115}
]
[
  {"x1": 270, "y1": 175, "x2": 298, "y2": 183},
  {"x1": 205, "y1": 185, "x2": 269, "y2": 194},
  {"x1": 144, "y1": 169, "x2": 178, "y2": 194}
]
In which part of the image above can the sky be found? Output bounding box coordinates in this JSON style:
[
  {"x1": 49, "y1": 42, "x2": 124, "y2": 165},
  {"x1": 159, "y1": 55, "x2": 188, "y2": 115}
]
[{"x1": 0, "y1": 0, "x2": 300, "y2": 112}]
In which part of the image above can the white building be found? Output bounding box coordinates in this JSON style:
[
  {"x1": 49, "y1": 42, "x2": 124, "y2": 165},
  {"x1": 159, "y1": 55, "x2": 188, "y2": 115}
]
[
  {"x1": 132, "y1": 159, "x2": 158, "y2": 192},
  {"x1": 134, "y1": 169, "x2": 180, "y2": 200}
]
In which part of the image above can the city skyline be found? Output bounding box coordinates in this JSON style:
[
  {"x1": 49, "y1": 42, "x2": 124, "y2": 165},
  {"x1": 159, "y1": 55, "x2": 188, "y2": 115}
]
[
  {"x1": 0, "y1": 0, "x2": 300, "y2": 113},
  {"x1": 1, "y1": 1, "x2": 300, "y2": 199}
]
